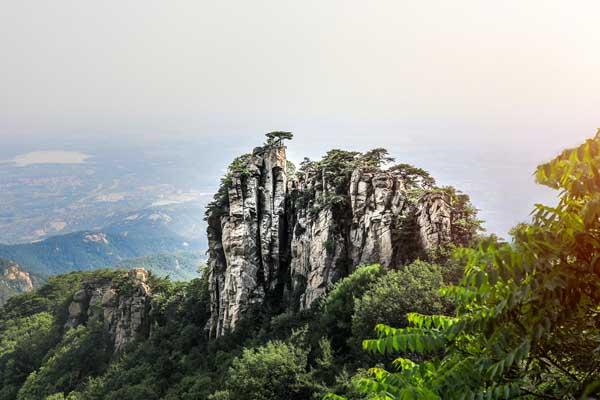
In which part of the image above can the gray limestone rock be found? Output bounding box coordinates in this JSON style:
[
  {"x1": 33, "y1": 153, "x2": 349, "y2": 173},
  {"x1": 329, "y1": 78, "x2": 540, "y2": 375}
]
[
  {"x1": 207, "y1": 145, "x2": 287, "y2": 337},
  {"x1": 63, "y1": 268, "x2": 152, "y2": 353},
  {"x1": 206, "y1": 145, "x2": 468, "y2": 337}
]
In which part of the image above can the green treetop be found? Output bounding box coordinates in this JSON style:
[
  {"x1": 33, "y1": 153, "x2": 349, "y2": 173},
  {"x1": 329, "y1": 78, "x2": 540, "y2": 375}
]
[{"x1": 265, "y1": 131, "x2": 293, "y2": 146}]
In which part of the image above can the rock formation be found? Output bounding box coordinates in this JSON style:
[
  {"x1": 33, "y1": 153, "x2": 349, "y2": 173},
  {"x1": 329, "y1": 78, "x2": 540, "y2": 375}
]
[
  {"x1": 206, "y1": 143, "x2": 474, "y2": 337},
  {"x1": 65, "y1": 268, "x2": 152, "y2": 352},
  {"x1": 0, "y1": 259, "x2": 37, "y2": 306},
  {"x1": 207, "y1": 145, "x2": 288, "y2": 337}
]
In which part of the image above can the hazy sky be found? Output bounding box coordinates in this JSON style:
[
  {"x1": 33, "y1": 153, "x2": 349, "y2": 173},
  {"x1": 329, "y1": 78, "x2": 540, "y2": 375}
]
[
  {"x1": 1, "y1": 0, "x2": 598, "y2": 135},
  {"x1": 0, "y1": 1, "x2": 599, "y2": 236}
]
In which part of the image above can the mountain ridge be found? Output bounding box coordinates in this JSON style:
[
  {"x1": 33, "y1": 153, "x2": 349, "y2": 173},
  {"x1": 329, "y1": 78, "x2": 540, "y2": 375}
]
[{"x1": 0, "y1": 225, "x2": 203, "y2": 277}]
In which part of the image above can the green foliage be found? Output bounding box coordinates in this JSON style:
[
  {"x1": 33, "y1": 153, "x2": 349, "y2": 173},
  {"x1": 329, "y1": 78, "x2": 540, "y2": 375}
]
[
  {"x1": 443, "y1": 187, "x2": 483, "y2": 247},
  {"x1": 319, "y1": 265, "x2": 384, "y2": 353},
  {"x1": 0, "y1": 256, "x2": 468, "y2": 400},
  {"x1": 1, "y1": 269, "x2": 119, "y2": 321},
  {"x1": 0, "y1": 313, "x2": 56, "y2": 400},
  {"x1": 334, "y1": 131, "x2": 600, "y2": 399},
  {"x1": 205, "y1": 131, "x2": 295, "y2": 221},
  {"x1": 351, "y1": 261, "x2": 447, "y2": 341},
  {"x1": 297, "y1": 148, "x2": 361, "y2": 213},
  {"x1": 305, "y1": 149, "x2": 361, "y2": 192},
  {"x1": 323, "y1": 238, "x2": 337, "y2": 255},
  {"x1": 287, "y1": 160, "x2": 297, "y2": 175},
  {"x1": 294, "y1": 147, "x2": 482, "y2": 272},
  {"x1": 227, "y1": 153, "x2": 253, "y2": 178},
  {"x1": 16, "y1": 322, "x2": 111, "y2": 400},
  {"x1": 360, "y1": 148, "x2": 395, "y2": 168},
  {"x1": 205, "y1": 153, "x2": 253, "y2": 221},
  {"x1": 265, "y1": 131, "x2": 294, "y2": 145},
  {"x1": 218, "y1": 340, "x2": 310, "y2": 400},
  {"x1": 70, "y1": 272, "x2": 214, "y2": 400},
  {"x1": 104, "y1": 385, "x2": 160, "y2": 400},
  {"x1": 388, "y1": 164, "x2": 435, "y2": 188}
]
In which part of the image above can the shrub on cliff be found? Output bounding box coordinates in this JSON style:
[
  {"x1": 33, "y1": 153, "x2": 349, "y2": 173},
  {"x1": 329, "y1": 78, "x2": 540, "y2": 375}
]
[
  {"x1": 351, "y1": 261, "x2": 446, "y2": 341},
  {"x1": 211, "y1": 340, "x2": 311, "y2": 400},
  {"x1": 319, "y1": 264, "x2": 384, "y2": 352}
]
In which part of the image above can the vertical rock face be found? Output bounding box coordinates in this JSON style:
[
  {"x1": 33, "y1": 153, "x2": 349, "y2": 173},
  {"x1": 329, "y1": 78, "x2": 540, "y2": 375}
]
[
  {"x1": 207, "y1": 145, "x2": 467, "y2": 337},
  {"x1": 207, "y1": 145, "x2": 287, "y2": 337},
  {"x1": 289, "y1": 207, "x2": 346, "y2": 310},
  {"x1": 65, "y1": 268, "x2": 152, "y2": 352},
  {"x1": 348, "y1": 168, "x2": 410, "y2": 268},
  {"x1": 417, "y1": 192, "x2": 453, "y2": 250}
]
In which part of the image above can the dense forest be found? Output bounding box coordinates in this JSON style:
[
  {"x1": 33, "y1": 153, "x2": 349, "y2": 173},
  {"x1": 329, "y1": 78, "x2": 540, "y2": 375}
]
[{"x1": 2, "y1": 132, "x2": 600, "y2": 399}]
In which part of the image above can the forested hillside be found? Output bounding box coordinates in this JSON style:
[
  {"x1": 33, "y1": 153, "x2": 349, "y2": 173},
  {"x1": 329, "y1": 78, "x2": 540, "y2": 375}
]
[
  {"x1": 0, "y1": 225, "x2": 203, "y2": 276},
  {"x1": 2, "y1": 132, "x2": 600, "y2": 399}
]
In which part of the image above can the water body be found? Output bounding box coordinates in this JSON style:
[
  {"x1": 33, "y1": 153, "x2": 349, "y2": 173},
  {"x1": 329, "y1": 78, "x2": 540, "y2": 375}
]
[{"x1": 9, "y1": 151, "x2": 90, "y2": 167}]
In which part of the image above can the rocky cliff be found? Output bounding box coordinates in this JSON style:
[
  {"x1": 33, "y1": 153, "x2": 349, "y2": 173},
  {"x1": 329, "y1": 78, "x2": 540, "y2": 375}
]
[
  {"x1": 64, "y1": 268, "x2": 152, "y2": 352},
  {"x1": 206, "y1": 146, "x2": 288, "y2": 336},
  {"x1": 206, "y1": 142, "x2": 478, "y2": 337},
  {"x1": 0, "y1": 259, "x2": 39, "y2": 306}
]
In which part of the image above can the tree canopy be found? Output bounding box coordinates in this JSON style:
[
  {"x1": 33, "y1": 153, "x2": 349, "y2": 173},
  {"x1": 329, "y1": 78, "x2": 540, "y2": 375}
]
[
  {"x1": 265, "y1": 131, "x2": 293, "y2": 145},
  {"x1": 360, "y1": 148, "x2": 395, "y2": 168}
]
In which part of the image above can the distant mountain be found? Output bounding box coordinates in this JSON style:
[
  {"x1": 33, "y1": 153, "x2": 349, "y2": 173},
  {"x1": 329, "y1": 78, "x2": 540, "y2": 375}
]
[
  {"x1": 0, "y1": 216, "x2": 204, "y2": 276},
  {"x1": 104, "y1": 202, "x2": 208, "y2": 248},
  {"x1": 114, "y1": 252, "x2": 205, "y2": 281},
  {"x1": 0, "y1": 258, "x2": 44, "y2": 306}
]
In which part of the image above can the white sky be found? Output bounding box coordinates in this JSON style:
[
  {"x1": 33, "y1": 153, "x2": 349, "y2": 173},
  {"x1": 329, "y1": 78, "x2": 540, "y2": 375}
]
[{"x1": 0, "y1": 1, "x2": 598, "y2": 138}]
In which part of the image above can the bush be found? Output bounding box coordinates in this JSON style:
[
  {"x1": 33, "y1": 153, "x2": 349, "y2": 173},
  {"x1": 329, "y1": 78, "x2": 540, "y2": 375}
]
[
  {"x1": 218, "y1": 341, "x2": 310, "y2": 400},
  {"x1": 319, "y1": 264, "x2": 383, "y2": 352},
  {"x1": 104, "y1": 385, "x2": 159, "y2": 400},
  {"x1": 163, "y1": 373, "x2": 214, "y2": 400},
  {"x1": 351, "y1": 261, "x2": 446, "y2": 340}
]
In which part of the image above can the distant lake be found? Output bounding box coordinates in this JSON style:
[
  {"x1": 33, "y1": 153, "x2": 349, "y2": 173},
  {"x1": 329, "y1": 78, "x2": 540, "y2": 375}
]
[{"x1": 10, "y1": 151, "x2": 90, "y2": 167}]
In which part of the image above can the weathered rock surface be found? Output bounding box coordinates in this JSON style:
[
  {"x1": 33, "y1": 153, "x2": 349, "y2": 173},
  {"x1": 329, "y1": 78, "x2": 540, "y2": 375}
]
[
  {"x1": 207, "y1": 145, "x2": 466, "y2": 337},
  {"x1": 417, "y1": 192, "x2": 453, "y2": 250},
  {"x1": 65, "y1": 268, "x2": 152, "y2": 352},
  {"x1": 0, "y1": 259, "x2": 36, "y2": 306},
  {"x1": 207, "y1": 146, "x2": 288, "y2": 337}
]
